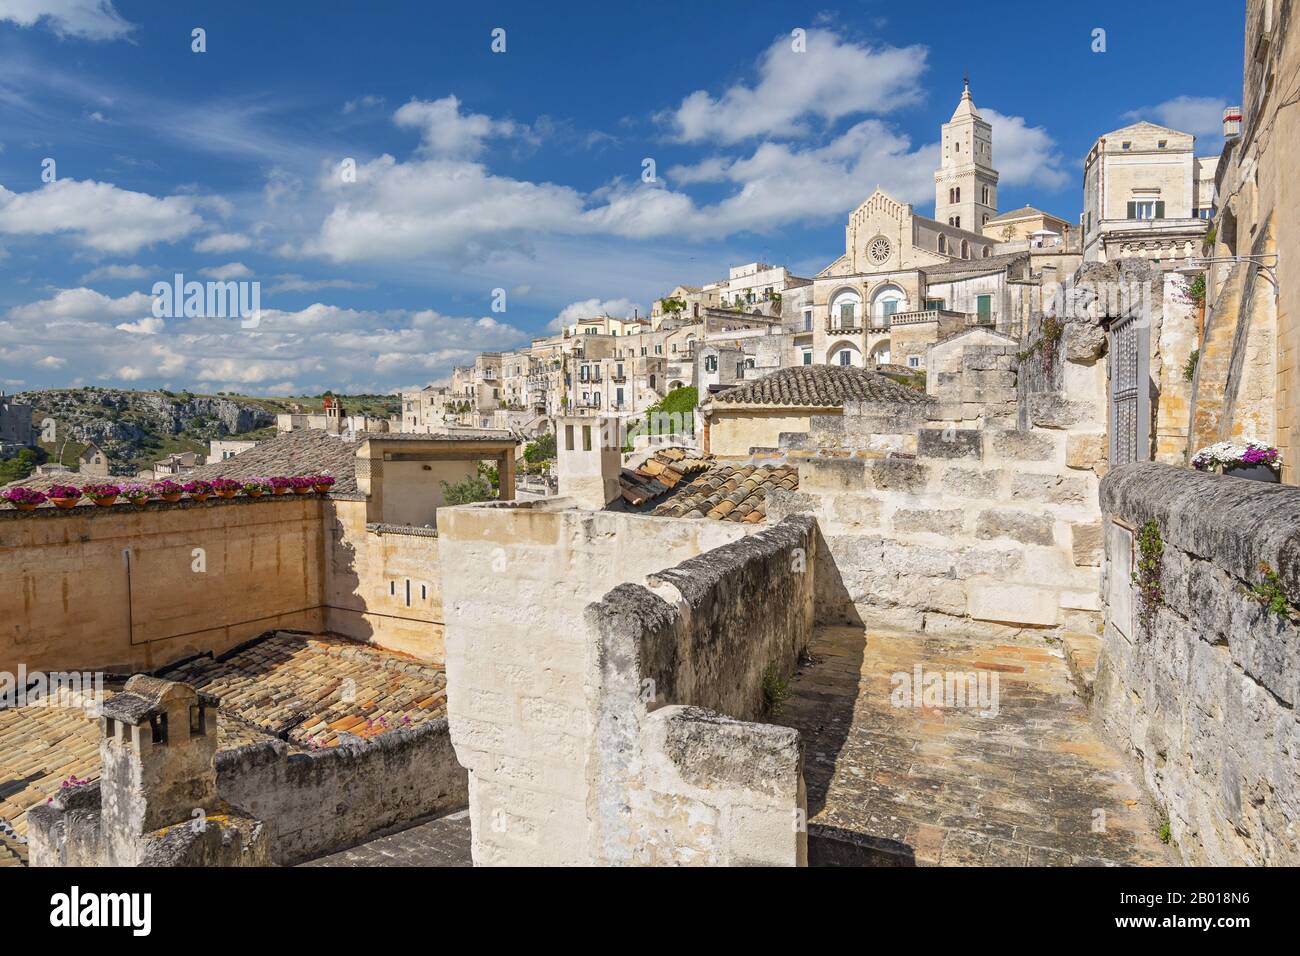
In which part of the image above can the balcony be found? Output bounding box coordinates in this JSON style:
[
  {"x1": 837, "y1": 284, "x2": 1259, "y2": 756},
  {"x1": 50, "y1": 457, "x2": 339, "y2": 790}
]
[
  {"x1": 888, "y1": 309, "x2": 968, "y2": 327},
  {"x1": 825, "y1": 318, "x2": 865, "y2": 334}
]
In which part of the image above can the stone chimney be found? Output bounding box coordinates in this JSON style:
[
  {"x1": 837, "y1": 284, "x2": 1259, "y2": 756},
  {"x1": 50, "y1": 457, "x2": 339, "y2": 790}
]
[
  {"x1": 98, "y1": 676, "x2": 221, "y2": 865},
  {"x1": 555, "y1": 415, "x2": 622, "y2": 509}
]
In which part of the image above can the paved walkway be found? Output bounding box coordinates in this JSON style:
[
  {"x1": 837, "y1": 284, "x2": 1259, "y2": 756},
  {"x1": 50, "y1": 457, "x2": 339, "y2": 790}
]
[
  {"x1": 776, "y1": 627, "x2": 1177, "y2": 866},
  {"x1": 299, "y1": 810, "x2": 472, "y2": 867}
]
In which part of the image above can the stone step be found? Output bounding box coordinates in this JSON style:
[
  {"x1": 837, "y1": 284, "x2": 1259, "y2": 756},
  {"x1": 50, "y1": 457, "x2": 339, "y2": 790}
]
[{"x1": 1061, "y1": 631, "x2": 1101, "y2": 703}]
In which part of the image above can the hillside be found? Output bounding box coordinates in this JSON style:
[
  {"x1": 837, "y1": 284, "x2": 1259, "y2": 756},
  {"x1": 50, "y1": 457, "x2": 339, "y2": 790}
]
[{"x1": 12, "y1": 388, "x2": 398, "y2": 477}]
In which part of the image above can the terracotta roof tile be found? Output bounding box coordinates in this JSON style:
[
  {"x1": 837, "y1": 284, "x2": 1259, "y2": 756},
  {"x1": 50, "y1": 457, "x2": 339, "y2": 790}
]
[{"x1": 708, "y1": 365, "x2": 931, "y2": 409}]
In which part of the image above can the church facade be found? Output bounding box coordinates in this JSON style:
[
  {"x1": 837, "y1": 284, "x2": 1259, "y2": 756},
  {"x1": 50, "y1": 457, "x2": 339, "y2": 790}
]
[{"x1": 808, "y1": 83, "x2": 1010, "y2": 371}]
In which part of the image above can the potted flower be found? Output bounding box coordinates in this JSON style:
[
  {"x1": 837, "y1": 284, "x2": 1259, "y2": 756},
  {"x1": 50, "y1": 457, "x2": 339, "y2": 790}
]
[
  {"x1": 211, "y1": 477, "x2": 243, "y2": 499},
  {"x1": 120, "y1": 483, "x2": 151, "y2": 507},
  {"x1": 269, "y1": 476, "x2": 293, "y2": 496},
  {"x1": 311, "y1": 473, "x2": 336, "y2": 494},
  {"x1": 1192, "y1": 441, "x2": 1282, "y2": 483},
  {"x1": 82, "y1": 483, "x2": 121, "y2": 507},
  {"x1": 184, "y1": 479, "x2": 214, "y2": 502},
  {"x1": 3, "y1": 487, "x2": 48, "y2": 511},
  {"x1": 243, "y1": 478, "x2": 271, "y2": 498},
  {"x1": 152, "y1": 479, "x2": 183, "y2": 502},
  {"x1": 289, "y1": 475, "x2": 315, "y2": 495},
  {"x1": 48, "y1": 484, "x2": 82, "y2": 509}
]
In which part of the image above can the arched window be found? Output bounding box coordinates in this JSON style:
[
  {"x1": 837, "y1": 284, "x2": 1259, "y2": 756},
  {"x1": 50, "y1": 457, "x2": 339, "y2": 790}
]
[
  {"x1": 938, "y1": 235, "x2": 947, "y2": 254},
  {"x1": 981, "y1": 186, "x2": 990, "y2": 205},
  {"x1": 982, "y1": 247, "x2": 991, "y2": 258},
  {"x1": 954, "y1": 187, "x2": 961, "y2": 202},
  {"x1": 871, "y1": 285, "x2": 906, "y2": 325},
  {"x1": 829, "y1": 289, "x2": 862, "y2": 329},
  {"x1": 960, "y1": 240, "x2": 969, "y2": 259}
]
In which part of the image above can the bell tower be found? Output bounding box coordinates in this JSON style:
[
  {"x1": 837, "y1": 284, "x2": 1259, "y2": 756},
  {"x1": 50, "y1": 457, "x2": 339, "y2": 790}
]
[{"x1": 934, "y1": 78, "x2": 999, "y2": 234}]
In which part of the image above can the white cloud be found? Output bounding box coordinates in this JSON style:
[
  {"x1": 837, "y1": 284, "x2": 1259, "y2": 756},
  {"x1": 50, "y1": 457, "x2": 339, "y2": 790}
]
[
  {"x1": 6, "y1": 287, "x2": 152, "y2": 326},
  {"x1": 0, "y1": 179, "x2": 203, "y2": 254},
  {"x1": 982, "y1": 109, "x2": 1070, "y2": 191},
  {"x1": 79, "y1": 262, "x2": 150, "y2": 282},
  {"x1": 115, "y1": 316, "x2": 165, "y2": 335},
  {"x1": 194, "y1": 232, "x2": 252, "y2": 253},
  {"x1": 394, "y1": 95, "x2": 524, "y2": 158},
  {"x1": 0, "y1": 0, "x2": 134, "y2": 41},
  {"x1": 1123, "y1": 96, "x2": 1228, "y2": 138},
  {"x1": 200, "y1": 261, "x2": 252, "y2": 280},
  {"x1": 664, "y1": 29, "x2": 927, "y2": 144},
  {"x1": 549, "y1": 297, "x2": 643, "y2": 332},
  {"x1": 343, "y1": 94, "x2": 385, "y2": 114}
]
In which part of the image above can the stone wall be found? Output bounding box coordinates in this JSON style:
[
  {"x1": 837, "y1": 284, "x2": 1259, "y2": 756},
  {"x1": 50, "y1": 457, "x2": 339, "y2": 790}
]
[
  {"x1": 1095, "y1": 462, "x2": 1300, "y2": 865},
  {"x1": 770, "y1": 422, "x2": 1104, "y2": 637},
  {"x1": 214, "y1": 717, "x2": 467, "y2": 865},
  {"x1": 0, "y1": 497, "x2": 326, "y2": 674},
  {"x1": 438, "y1": 499, "x2": 812, "y2": 865},
  {"x1": 585, "y1": 515, "x2": 815, "y2": 865},
  {"x1": 0, "y1": 495, "x2": 449, "y2": 674}
]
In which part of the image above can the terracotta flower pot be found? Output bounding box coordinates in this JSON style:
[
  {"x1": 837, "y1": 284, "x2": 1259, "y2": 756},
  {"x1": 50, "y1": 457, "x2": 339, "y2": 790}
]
[
  {"x1": 12, "y1": 501, "x2": 38, "y2": 512},
  {"x1": 126, "y1": 498, "x2": 149, "y2": 508},
  {"x1": 189, "y1": 492, "x2": 210, "y2": 503},
  {"x1": 247, "y1": 489, "x2": 264, "y2": 498},
  {"x1": 217, "y1": 489, "x2": 238, "y2": 499},
  {"x1": 313, "y1": 483, "x2": 332, "y2": 493},
  {"x1": 292, "y1": 486, "x2": 312, "y2": 495},
  {"x1": 90, "y1": 496, "x2": 118, "y2": 507},
  {"x1": 272, "y1": 486, "x2": 288, "y2": 496},
  {"x1": 51, "y1": 498, "x2": 79, "y2": 509},
  {"x1": 160, "y1": 493, "x2": 182, "y2": 503}
]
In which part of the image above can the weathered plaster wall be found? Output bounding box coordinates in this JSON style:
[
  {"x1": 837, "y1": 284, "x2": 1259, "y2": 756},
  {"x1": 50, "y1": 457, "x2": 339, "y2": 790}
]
[
  {"x1": 585, "y1": 515, "x2": 815, "y2": 865},
  {"x1": 1096, "y1": 463, "x2": 1300, "y2": 865},
  {"x1": 708, "y1": 407, "x2": 836, "y2": 458},
  {"x1": 0, "y1": 498, "x2": 325, "y2": 674},
  {"x1": 438, "y1": 500, "x2": 789, "y2": 865},
  {"x1": 215, "y1": 718, "x2": 467, "y2": 864}
]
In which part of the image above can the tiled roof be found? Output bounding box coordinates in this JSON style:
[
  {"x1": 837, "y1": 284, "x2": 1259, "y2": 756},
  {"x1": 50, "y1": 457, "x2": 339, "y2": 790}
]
[
  {"x1": 919, "y1": 251, "x2": 1028, "y2": 277},
  {"x1": 618, "y1": 447, "x2": 714, "y2": 507},
  {"x1": 0, "y1": 631, "x2": 447, "y2": 864},
  {"x1": 708, "y1": 365, "x2": 931, "y2": 409},
  {"x1": 985, "y1": 205, "x2": 1060, "y2": 224},
  {"x1": 186, "y1": 429, "x2": 366, "y2": 493},
  {"x1": 651, "y1": 462, "x2": 799, "y2": 523}
]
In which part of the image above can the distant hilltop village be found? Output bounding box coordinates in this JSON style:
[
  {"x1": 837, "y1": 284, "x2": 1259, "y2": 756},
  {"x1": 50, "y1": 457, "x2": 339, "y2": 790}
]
[{"x1": 402, "y1": 82, "x2": 1220, "y2": 440}]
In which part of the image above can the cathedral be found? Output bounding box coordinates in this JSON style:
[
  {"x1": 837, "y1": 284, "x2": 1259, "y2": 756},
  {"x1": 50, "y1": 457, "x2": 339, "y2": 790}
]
[{"x1": 805, "y1": 82, "x2": 1036, "y2": 371}]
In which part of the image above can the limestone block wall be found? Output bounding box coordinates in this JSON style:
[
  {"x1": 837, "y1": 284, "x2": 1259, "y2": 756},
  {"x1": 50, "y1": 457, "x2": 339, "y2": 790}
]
[
  {"x1": 214, "y1": 717, "x2": 467, "y2": 864},
  {"x1": 0, "y1": 498, "x2": 326, "y2": 674},
  {"x1": 324, "y1": 499, "x2": 445, "y2": 662},
  {"x1": 769, "y1": 425, "x2": 1105, "y2": 637},
  {"x1": 438, "y1": 499, "x2": 798, "y2": 865},
  {"x1": 1095, "y1": 463, "x2": 1300, "y2": 865},
  {"x1": 584, "y1": 515, "x2": 816, "y2": 865}
]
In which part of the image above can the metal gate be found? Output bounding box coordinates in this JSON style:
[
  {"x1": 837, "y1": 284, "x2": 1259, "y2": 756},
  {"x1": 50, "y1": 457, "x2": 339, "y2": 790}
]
[{"x1": 1108, "y1": 314, "x2": 1151, "y2": 468}]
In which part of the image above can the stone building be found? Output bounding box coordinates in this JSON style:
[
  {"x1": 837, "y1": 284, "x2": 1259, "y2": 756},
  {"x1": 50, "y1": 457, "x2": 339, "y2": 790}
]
[
  {"x1": 1190, "y1": 0, "x2": 1297, "y2": 481},
  {"x1": 0, "y1": 391, "x2": 33, "y2": 455},
  {"x1": 1081, "y1": 121, "x2": 1215, "y2": 264},
  {"x1": 77, "y1": 442, "x2": 110, "y2": 477}
]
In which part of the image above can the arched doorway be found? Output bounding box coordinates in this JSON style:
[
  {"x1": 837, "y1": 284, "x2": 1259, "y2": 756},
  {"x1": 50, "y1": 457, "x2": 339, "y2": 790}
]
[
  {"x1": 869, "y1": 339, "x2": 892, "y2": 365},
  {"x1": 870, "y1": 285, "x2": 907, "y2": 327},
  {"x1": 828, "y1": 288, "x2": 862, "y2": 329},
  {"x1": 827, "y1": 341, "x2": 862, "y2": 367}
]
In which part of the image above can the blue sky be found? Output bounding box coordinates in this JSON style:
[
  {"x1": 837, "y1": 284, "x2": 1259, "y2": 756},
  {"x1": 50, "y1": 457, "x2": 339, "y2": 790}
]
[{"x1": 0, "y1": 0, "x2": 1245, "y2": 394}]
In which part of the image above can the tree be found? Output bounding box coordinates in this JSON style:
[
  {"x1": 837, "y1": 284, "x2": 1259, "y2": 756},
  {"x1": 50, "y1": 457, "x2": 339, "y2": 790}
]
[
  {"x1": 524, "y1": 432, "x2": 556, "y2": 463},
  {"x1": 440, "y1": 475, "x2": 495, "y2": 506}
]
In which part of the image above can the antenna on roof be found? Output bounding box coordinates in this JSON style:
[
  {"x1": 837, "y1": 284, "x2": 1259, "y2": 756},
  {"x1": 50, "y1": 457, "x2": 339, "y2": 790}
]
[{"x1": 963, "y1": 71, "x2": 970, "y2": 92}]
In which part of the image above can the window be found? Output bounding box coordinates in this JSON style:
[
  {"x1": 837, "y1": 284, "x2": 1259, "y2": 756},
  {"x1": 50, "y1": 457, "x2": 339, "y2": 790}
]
[
  {"x1": 802, "y1": 349, "x2": 812, "y2": 365},
  {"x1": 981, "y1": 186, "x2": 990, "y2": 205},
  {"x1": 908, "y1": 357, "x2": 921, "y2": 368},
  {"x1": 960, "y1": 239, "x2": 969, "y2": 259},
  {"x1": 838, "y1": 350, "x2": 852, "y2": 366},
  {"x1": 1122, "y1": 141, "x2": 1131, "y2": 150},
  {"x1": 954, "y1": 216, "x2": 961, "y2": 229},
  {"x1": 1129, "y1": 200, "x2": 1164, "y2": 220},
  {"x1": 705, "y1": 355, "x2": 717, "y2": 372},
  {"x1": 982, "y1": 247, "x2": 991, "y2": 258},
  {"x1": 803, "y1": 309, "x2": 813, "y2": 331},
  {"x1": 1157, "y1": 140, "x2": 1167, "y2": 149},
  {"x1": 938, "y1": 236, "x2": 947, "y2": 254},
  {"x1": 736, "y1": 361, "x2": 744, "y2": 377},
  {"x1": 616, "y1": 388, "x2": 624, "y2": 406},
  {"x1": 954, "y1": 187, "x2": 961, "y2": 202},
  {"x1": 977, "y1": 295, "x2": 993, "y2": 324},
  {"x1": 655, "y1": 345, "x2": 662, "y2": 354},
  {"x1": 882, "y1": 299, "x2": 899, "y2": 317},
  {"x1": 582, "y1": 425, "x2": 592, "y2": 451},
  {"x1": 840, "y1": 302, "x2": 855, "y2": 326},
  {"x1": 925, "y1": 298, "x2": 945, "y2": 311}
]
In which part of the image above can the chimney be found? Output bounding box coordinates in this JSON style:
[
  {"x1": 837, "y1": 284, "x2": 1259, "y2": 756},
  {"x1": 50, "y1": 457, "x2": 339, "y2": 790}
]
[
  {"x1": 1223, "y1": 107, "x2": 1242, "y2": 140},
  {"x1": 555, "y1": 415, "x2": 622, "y2": 509}
]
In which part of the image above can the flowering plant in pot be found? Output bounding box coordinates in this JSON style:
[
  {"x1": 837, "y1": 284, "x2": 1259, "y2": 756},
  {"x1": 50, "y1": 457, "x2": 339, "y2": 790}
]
[
  {"x1": 211, "y1": 477, "x2": 243, "y2": 499},
  {"x1": 82, "y1": 483, "x2": 121, "y2": 507},
  {"x1": 183, "y1": 479, "x2": 214, "y2": 502},
  {"x1": 243, "y1": 478, "x2": 271, "y2": 497},
  {"x1": 120, "y1": 483, "x2": 151, "y2": 506},
  {"x1": 289, "y1": 475, "x2": 315, "y2": 495},
  {"x1": 152, "y1": 479, "x2": 183, "y2": 502},
  {"x1": 1191, "y1": 441, "x2": 1282, "y2": 482},
  {"x1": 310, "y1": 473, "x2": 336, "y2": 493},
  {"x1": 48, "y1": 484, "x2": 82, "y2": 508},
  {"x1": 3, "y1": 487, "x2": 48, "y2": 511},
  {"x1": 269, "y1": 476, "x2": 293, "y2": 495}
]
